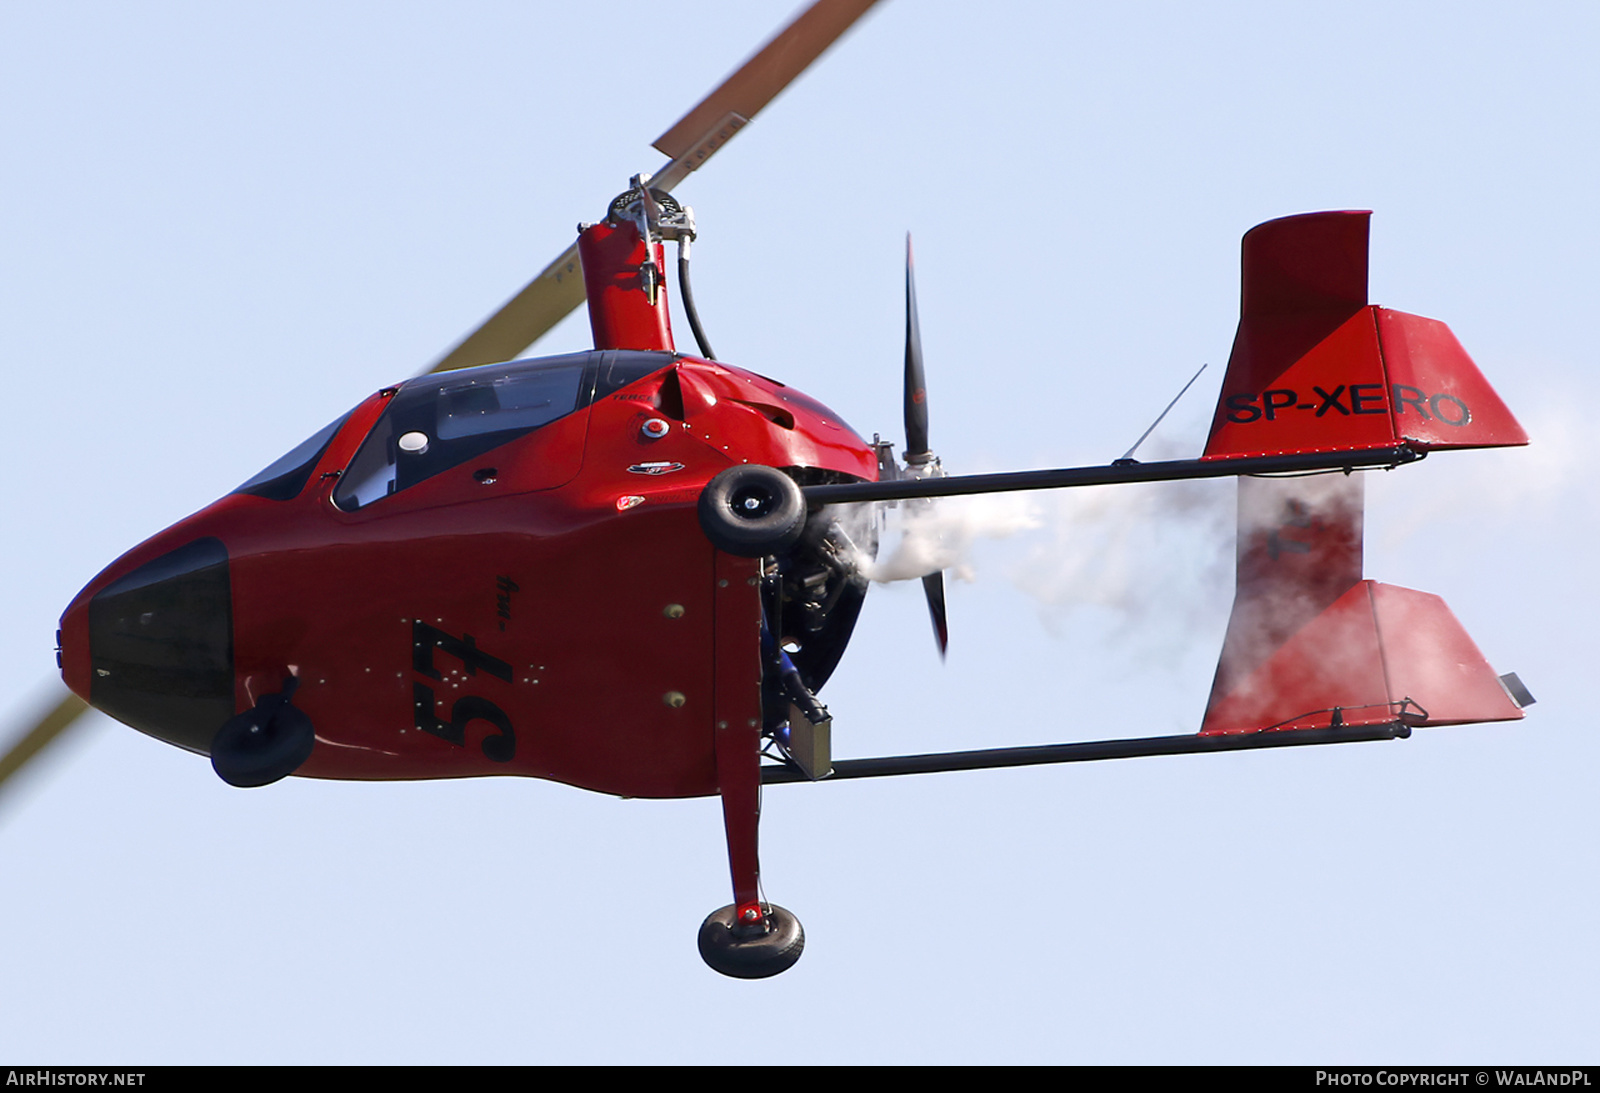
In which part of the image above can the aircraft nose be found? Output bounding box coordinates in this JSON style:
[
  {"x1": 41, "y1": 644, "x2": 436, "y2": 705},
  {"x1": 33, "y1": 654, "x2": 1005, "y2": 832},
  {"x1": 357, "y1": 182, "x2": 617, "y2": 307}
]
[{"x1": 66, "y1": 536, "x2": 236, "y2": 754}]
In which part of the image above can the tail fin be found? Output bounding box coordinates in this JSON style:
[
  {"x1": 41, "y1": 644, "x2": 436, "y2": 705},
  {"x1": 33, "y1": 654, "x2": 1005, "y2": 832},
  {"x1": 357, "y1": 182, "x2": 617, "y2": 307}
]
[
  {"x1": 1203, "y1": 211, "x2": 1527, "y2": 461},
  {"x1": 1200, "y1": 213, "x2": 1528, "y2": 736},
  {"x1": 1201, "y1": 477, "x2": 1526, "y2": 735}
]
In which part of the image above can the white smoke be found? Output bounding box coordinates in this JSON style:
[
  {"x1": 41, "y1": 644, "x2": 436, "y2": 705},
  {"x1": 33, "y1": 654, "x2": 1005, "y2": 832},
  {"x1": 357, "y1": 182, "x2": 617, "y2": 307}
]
[
  {"x1": 844, "y1": 493, "x2": 1041, "y2": 584},
  {"x1": 1369, "y1": 401, "x2": 1590, "y2": 554},
  {"x1": 1005, "y1": 479, "x2": 1235, "y2": 639},
  {"x1": 837, "y1": 476, "x2": 1236, "y2": 649}
]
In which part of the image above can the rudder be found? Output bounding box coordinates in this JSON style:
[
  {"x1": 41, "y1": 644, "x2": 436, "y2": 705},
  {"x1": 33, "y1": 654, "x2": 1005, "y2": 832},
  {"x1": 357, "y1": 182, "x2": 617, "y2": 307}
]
[{"x1": 1203, "y1": 211, "x2": 1527, "y2": 461}]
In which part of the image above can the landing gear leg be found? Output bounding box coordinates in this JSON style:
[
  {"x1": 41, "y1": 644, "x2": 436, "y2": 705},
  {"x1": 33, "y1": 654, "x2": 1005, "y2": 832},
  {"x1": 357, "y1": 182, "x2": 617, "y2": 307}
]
[{"x1": 699, "y1": 550, "x2": 805, "y2": 979}]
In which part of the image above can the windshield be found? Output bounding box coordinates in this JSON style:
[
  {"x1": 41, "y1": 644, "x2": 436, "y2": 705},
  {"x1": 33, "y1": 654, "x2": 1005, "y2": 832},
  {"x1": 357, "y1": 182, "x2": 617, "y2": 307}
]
[
  {"x1": 333, "y1": 351, "x2": 674, "y2": 511},
  {"x1": 233, "y1": 413, "x2": 352, "y2": 501}
]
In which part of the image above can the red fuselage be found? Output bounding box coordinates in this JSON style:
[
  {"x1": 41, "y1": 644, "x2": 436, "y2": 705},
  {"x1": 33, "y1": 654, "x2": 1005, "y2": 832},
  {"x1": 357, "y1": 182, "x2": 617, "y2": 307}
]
[{"x1": 60, "y1": 347, "x2": 875, "y2": 798}]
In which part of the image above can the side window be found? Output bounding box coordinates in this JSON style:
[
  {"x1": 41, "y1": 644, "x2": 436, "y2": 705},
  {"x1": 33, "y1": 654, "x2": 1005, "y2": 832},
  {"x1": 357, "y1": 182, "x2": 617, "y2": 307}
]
[
  {"x1": 233, "y1": 413, "x2": 351, "y2": 501},
  {"x1": 437, "y1": 367, "x2": 588, "y2": 440},
  {"x1": 594, "y1": 353, "x2": 674, "y2": 400}
]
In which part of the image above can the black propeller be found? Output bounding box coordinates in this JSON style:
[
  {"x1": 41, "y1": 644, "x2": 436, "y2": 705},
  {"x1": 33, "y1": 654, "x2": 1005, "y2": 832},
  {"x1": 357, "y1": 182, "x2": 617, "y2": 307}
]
[
  {"x1": 903, "y1": 234, "x2": 949, "y2": 657},
  {"x1": 904, "y1": 235, "x2": 930, "y2": 461}
]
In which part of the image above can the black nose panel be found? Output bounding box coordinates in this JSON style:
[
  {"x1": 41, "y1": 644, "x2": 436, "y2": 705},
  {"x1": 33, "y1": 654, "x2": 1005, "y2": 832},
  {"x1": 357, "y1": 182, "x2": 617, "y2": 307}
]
[{"x1": 89, "y1": 537, "x2": 234, "y2": 754}]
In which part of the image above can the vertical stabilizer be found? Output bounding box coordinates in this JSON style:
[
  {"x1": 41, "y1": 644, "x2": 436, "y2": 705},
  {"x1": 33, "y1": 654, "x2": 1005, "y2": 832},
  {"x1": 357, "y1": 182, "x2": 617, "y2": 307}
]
[
  {"x1": 1201, "y1": 474, "x2": 1523, "y2": 734},
  {"x1": 1200, "y1": 212, "x2": 1526, "y2": 736},
  {"x1": 1204, "y1": 211, "x2": 1526, "y2": 461},
  {"x1": 1205, "y1": 475, "x2": 1364, "y2": 719}
]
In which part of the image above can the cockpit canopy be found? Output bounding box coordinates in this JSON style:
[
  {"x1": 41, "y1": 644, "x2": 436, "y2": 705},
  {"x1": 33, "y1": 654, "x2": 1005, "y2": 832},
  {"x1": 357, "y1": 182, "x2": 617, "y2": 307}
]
[
  {"x1": 334, "y1": 350, "x2": 678, "y2": 510},
  {"x1": 234, "y1": 351, "x2": 677, "y2": 508}
]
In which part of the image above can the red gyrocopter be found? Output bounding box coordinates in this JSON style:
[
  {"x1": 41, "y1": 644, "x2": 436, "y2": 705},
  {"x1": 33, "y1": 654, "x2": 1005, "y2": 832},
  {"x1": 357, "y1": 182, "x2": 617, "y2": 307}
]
[{"x1": 8, "y1": 0, "x2": 1532, "y2": 978}]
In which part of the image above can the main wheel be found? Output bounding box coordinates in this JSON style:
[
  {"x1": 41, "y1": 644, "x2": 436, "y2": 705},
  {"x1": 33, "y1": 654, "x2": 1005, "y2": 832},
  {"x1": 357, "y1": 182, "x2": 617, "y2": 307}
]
[
  {"x1": 210, "y1": 698, "x2": 315, "y2": 788},
  {"x1": 697, "y1": 904, "x2": 805, "y2": 979},
  {"x1": 697, "y1": 465, "x2": 807, "y2": 557}
]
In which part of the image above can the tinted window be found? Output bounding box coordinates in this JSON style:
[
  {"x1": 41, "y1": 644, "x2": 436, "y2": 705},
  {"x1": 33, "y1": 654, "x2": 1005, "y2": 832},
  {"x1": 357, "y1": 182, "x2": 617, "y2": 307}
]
[
  {"x1": 234, "y1": 413, "x2": 351, "y2": 501},
  {"x1": 436, "y1": 365, "x2": 587, "y2": 440},
  {"x1": 330, "y1": 352, "x2": 672, "y2": 511},
  {"x1": 89, "y1": 537, "x2": 233, "y2": 754}
]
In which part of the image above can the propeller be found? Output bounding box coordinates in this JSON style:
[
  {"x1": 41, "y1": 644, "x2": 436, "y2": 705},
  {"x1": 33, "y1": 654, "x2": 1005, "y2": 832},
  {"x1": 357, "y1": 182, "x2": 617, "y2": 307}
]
[
  {"x1": 0, "y1": 0, "x2": 885, "y2": 801},
  {"x1": 902, "y1": 234, "x2": 949, "y2": 657}
]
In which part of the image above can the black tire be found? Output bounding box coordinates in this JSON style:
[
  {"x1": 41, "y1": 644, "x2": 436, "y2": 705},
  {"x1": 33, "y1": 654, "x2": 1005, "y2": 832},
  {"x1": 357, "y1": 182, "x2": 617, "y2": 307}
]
[
  {"x1": 697, "y1": 465, "x2": 806, "y2": 557},
  {"x1": 697, "y1": 903, "x2": 805, "y2": 979},
  {"x1": 210, "y1": 697, "x2": 315, "y2": 788}
]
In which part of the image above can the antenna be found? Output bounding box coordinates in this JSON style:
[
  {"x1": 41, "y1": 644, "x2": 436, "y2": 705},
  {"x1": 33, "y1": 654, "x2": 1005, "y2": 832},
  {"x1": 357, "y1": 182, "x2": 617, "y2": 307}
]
[{"x1": 1115, "y1": 363, "x2": 1208, "y2": 465}]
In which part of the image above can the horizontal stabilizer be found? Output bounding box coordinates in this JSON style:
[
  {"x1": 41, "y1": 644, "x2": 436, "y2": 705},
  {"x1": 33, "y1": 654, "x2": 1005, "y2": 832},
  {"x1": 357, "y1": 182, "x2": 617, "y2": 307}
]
[{"x1": 1204, "y1": 211, "x2": 1527, "y2": 460}]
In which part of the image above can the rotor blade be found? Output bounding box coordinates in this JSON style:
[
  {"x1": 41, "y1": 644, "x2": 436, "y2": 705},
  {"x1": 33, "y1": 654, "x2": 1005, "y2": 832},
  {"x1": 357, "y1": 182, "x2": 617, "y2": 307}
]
[
  {"x1": 922, "y1": 571, "x2": 948, "y2": 658},
  {"x1": 651, "y1": 0, "x2": 883, "y2": 187},
  {"x1": 0, "y1": 690, "x2": 90, "y2": 801},
  {"x1": 423, "y1": 0, "x2": 880, "y2": 375},
  {"x1": 423, "y1": 242, "x2": 585, "y2": 375},
  {"x1": 904, "y1": 232, "x2": 930, "y2": 459}
]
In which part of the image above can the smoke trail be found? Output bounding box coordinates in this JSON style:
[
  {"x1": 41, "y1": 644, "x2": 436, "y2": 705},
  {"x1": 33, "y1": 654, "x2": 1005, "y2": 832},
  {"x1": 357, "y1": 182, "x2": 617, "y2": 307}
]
[
  {"x1": 838, "y1": 475, "x2": 1236, "y2": 652},
  {"x1": 1369, "y1": 402, "x2": 1587, "y2": 554},
  {"x1": 1005, "y1": 478, "x2": 1235, "y2": 640},
  {"x1": 846, "y1": 493, "x2": 1041, "y2": 584}
]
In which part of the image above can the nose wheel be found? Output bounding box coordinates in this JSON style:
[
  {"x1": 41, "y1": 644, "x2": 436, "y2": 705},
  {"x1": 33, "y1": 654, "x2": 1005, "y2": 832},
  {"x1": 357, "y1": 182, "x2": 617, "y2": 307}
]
[{"x1": 698, "y1": 903, "x2": 805, "y2": 979}]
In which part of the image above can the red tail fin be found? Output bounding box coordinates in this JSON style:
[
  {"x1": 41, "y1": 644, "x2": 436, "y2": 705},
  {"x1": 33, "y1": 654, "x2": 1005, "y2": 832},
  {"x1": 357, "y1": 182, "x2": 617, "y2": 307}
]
[
  {"x1": 1200, "y1": 213, "x2": 1528, "y2": 736},
  {"x1": 1203, "y1": 211, "x2": 1527, "y2": 460},
  {"x1": 1202, "y1": 479, "x2": 1524, "y2": 735}
]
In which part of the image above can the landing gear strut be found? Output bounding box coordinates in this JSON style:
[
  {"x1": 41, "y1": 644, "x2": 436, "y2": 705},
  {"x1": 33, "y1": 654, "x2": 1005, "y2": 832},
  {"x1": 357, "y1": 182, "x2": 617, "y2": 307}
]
[{"x1": 701, "y1": 547, "x2": 808, "y2": 978}]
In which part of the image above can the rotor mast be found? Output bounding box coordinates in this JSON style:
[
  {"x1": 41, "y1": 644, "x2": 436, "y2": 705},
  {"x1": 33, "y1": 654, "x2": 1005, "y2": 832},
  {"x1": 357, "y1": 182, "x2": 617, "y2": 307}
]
[{"x1": 424, "y1": 0, "x2": 884, "y2": 375}]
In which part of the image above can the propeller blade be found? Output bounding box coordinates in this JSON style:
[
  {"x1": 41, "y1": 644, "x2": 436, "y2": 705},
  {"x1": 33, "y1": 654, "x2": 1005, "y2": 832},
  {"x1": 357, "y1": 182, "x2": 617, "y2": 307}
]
[
  {"x1": 903, "y1": 233, "x2": 946, "y2": 655},
  {"x1": 922, "y1": 571, "x2": 949, "y2": 658},
  {"x1": 904, "y1": 232, "x2": 930, "y2": 460},
  {"x1": 425, "y1": 0, "x2": 883, "y2": 376},
  {"x1": 0, "y1": 690, "x2": 90, "y2": 800},
  {"x1": 652, "y1": 0, "x2": 883, "y2": 188}
]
